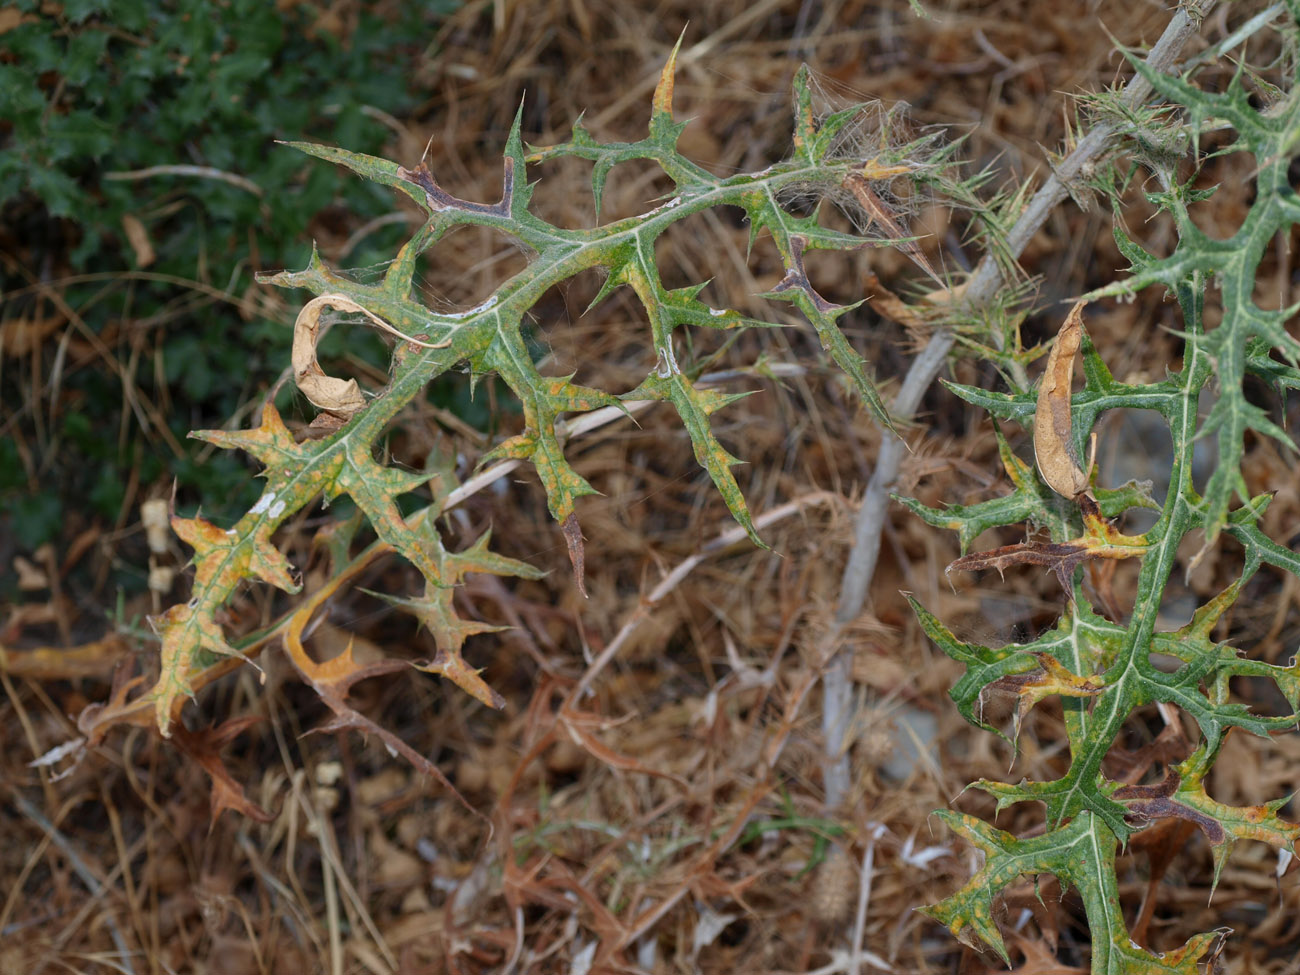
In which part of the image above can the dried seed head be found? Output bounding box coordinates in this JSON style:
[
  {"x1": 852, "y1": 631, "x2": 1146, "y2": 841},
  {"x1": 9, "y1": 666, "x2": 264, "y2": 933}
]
[
  {"x1": 780, "y1": 68, "x2": 941, "y2": 239},
  {"x1": 141, "y1": 498, "x2": 172, "y2": 554},
  {"x1": 811, "y1": 846, "x2": 856, "y2": 924}
]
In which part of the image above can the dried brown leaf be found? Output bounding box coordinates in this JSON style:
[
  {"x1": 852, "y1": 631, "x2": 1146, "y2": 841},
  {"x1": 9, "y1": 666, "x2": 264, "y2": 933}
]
[
  {"x1": 947, "y1": 495, "x2": 1148, "y2": 593},
  {"x1": 121, "y1": 213, "x2": 156, "y2": 268},
  {"x1": 171, "y1": 716, "x2": 275, "y2": 824},
  {"x1": 1034, "y1": 300, "x2": 1090, "y2": 499},
  {"x1": 561, "y1": 512, "x2": 587, "y2": 597},
  {"x1": 291, "y1": 293, "x2": 449, "y2": 416},
  {"x1": 843, "y1": 171, "x2": 944, "y2": 284}
]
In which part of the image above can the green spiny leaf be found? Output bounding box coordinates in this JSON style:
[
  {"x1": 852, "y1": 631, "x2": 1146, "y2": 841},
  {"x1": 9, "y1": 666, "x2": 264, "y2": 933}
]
[
  {"x1": 917, "y1": 16, "x2": 1300, "y2": 968},
  {"x1": 125, "y1": 44, "x2": 975, "y2": 797}
]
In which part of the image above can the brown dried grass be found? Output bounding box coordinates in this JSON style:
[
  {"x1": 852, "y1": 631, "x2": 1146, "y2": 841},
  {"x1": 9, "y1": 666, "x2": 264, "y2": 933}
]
[{"x1": 3, "y1": 1, "x2": 1300, "y2": 973}]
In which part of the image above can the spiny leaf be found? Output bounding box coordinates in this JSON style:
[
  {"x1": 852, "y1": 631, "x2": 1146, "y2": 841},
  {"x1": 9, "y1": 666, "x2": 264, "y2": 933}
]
[
  {"x1": 279, "y1": 140, "x2": 422, "y2": 203},
  {"x1": 649, "y1": 30, "x2": 688, "y2": 146},
  {"x1": 1118, "y1": 753, "x2": 1300, "y2": 892},
  {"x1": 103, "y1": 43, "x2": 973, "y2": 807},
  {"x1": 191, "y1": 400, "x2": 304, "y2": 467},
  {"x1": 916, "y1": 15, "x2": 1300, "y2": 968},
  {"x1": 899, "y1": 424, "x2": 1153, "y2": 563},
  {"x1": 947, "y1": 494, "x2": 1149, "y2": 594},
  {"x1": 172, "y1": 511, "x2": 300, "y2": 594},
  {"x1": 1087, "y1": 39, "x2": 1300, "y2": 544},
  {"x1": 149, "y1": 603, "x2": 234, "y2": 735},
  {"x1": 790, "y1": 65, "x2": 820, "y2": 167},
  {"x1": 926, "y1": 810, "x2": 1217, "y2": 973},
  {"x1": 367, "y1": 585, "x2": 508, "y2": 708},
  {"x1": 449, "y1": 529, "x2": 550, "y2": 582},
  {"x1": 757, "y1": 232, "x2": 895, "y2": 432},
  {"x1": 171, "y1": 717, "x2": 275, "y2": 824},
  {"x1": 632, "y1": 372, "x2": 765, "y2": 548},
  {"x1": 906, "y1": 594, "x2": 1038, "y2": 739},
  {"x1": 993, "y1": 651, "x2": 1106, "y2": 742}
]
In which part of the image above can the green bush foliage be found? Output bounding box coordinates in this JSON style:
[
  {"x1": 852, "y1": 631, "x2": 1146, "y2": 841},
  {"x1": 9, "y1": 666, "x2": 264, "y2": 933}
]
[{"x1": 0, "y1": 0, "x2": 458, "y2": 553}]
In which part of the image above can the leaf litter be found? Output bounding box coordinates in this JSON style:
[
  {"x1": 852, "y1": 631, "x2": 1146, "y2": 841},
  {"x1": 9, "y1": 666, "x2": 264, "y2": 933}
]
[{"x1": 2, "y1": 2, "x2": 1299, "y2": 974}]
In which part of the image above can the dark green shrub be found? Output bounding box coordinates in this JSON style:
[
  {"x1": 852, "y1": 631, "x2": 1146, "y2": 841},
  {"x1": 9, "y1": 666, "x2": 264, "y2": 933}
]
[{"x1": 0, "y1": 0, "x2": 459, "y2": 561}]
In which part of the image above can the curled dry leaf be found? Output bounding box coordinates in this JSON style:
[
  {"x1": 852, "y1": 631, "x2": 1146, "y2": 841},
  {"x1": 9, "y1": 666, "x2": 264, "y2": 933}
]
[
  {"x1": 1034, "y1": 300, "x2": 1091, "y2": 499},
  {"x1": 291, "y1": 293, "x2": 449, "y2": 416},
  {"x1": 561, "y1": 512, "x2": 588, "y2": 597},
  {"x1": 946, "y1": 494, "x2": 1149, "y2": 595}
]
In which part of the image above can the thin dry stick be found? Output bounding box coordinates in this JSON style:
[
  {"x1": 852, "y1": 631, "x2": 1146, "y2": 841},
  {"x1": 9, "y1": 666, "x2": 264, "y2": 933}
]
[
  {"x1": 104, "y1": 163, "x2": 264, "y2": 197},
  {"x1": 820, "y1": 3, "x2": 1215, "y2": 810},
  {"x1": 849, "y1": 823, "x2": 887, "y2": 975}
]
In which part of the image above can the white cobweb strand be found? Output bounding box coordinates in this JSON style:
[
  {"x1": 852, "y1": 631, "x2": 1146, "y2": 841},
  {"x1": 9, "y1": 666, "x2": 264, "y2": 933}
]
[{"x1": 784, "y1": 68, "x2": 937, "y2": 237}]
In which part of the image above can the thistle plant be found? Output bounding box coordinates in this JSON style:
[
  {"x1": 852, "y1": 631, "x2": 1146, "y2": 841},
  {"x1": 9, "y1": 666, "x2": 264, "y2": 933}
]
[
  {"x1": 904, "y1": 10, "x2": 1300, "y2": 970},
  {"x1": 69, "y1": 8, "x2": 1300, "y2": 968},
  {"x1": 77, "y1": 42, "x2": 976, "y2": 808}
]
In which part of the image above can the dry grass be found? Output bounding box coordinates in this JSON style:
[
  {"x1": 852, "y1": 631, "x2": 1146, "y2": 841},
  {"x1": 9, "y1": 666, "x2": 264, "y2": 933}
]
[{"x1": 3, "y1": 1, "x2": 1300, "y2": 973}]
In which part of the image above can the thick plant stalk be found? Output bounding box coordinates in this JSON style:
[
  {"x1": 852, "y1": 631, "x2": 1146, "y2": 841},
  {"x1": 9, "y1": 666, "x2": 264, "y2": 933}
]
[{"x1": 821, "y1": 2, "x2": 1215, "y2": 811}]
